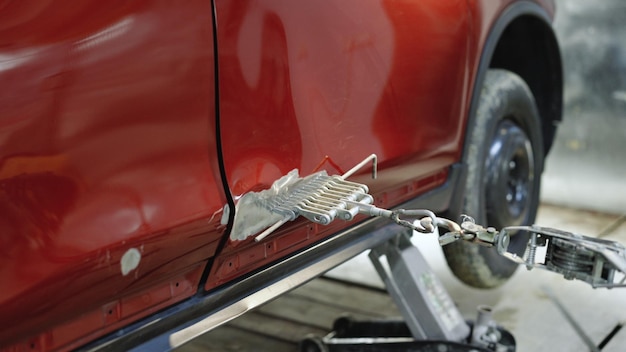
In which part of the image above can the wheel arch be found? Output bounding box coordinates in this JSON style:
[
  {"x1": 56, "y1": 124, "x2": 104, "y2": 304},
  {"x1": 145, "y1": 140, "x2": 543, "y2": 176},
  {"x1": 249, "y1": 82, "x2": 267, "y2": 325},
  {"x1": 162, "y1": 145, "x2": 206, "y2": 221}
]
[{"x1": 465, "y1": 2, "x2": 563, "y2": 160}]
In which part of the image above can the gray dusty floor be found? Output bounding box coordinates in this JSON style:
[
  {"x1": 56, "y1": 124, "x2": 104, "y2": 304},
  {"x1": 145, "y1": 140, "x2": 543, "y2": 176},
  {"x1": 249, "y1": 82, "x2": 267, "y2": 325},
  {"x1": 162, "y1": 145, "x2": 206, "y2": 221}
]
[
  {"x1": 540, "y1": 109, "x2": 626, "y2": 215},
  {"x1": 326, "y1": 203, "x2": 626, "y2": 351}
]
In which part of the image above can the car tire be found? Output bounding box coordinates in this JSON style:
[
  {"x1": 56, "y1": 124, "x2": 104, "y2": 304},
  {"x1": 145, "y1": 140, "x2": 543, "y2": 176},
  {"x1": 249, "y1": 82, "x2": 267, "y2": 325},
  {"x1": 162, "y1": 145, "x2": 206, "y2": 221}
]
[{"x1": 442, "y1": 69, "x2": 544, "y2": 288}]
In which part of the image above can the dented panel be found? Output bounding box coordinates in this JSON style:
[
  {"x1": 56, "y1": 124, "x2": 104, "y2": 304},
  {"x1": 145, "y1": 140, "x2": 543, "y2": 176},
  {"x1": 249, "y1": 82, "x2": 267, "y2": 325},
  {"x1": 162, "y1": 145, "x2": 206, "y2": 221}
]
[
  {"x1": 0, "y1": 0, "x2": 225, "y2": 347},
  {"x1": 208, "y1": 0, "x2": 469, "y2": 290}
]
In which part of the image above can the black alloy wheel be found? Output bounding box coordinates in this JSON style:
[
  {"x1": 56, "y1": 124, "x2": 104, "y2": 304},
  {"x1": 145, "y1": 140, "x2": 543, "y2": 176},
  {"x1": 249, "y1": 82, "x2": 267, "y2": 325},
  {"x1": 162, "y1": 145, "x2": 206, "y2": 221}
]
[{"x1": 442, "y1": 69, "x2": 545, "y2": 288}]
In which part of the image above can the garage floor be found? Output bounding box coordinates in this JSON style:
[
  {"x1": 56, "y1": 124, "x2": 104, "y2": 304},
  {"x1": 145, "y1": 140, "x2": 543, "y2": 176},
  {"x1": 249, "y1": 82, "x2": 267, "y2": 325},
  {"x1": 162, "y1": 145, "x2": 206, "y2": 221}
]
[{"x1": 178, "y1": 204, "x2": 626, "y2": 351}]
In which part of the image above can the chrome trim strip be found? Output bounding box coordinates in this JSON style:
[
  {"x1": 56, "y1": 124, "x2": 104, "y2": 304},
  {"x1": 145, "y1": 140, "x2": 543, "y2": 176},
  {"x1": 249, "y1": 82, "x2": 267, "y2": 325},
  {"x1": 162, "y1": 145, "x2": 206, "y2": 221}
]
[
  {"x1": 169, "y1": 220, "x2": 399, "y2": 348},
  {"x1": 87, "y1": 218, "x2": 400, "y2": 352}
]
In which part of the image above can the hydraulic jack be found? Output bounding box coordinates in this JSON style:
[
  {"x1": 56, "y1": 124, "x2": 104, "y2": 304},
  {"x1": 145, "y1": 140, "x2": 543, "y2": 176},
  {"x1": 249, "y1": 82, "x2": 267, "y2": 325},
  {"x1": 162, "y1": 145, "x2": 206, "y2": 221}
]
[{"x1": 300, "y1": 228, "x2": 516, "y2": 352}]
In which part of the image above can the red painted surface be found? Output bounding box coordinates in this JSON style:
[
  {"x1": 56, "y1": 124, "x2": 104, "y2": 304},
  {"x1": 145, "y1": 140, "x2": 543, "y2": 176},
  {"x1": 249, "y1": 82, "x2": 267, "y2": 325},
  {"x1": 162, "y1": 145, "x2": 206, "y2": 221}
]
[
  {"x1": 206, "y1": 0, "x2": 470, "y2": 288},
  {"x1": 0, "y1": 0, "x2": 225, "y2": 348},
  {"x1": 0, "y1": 0, "x2": 556, "y2": 350},
  {"x1": 7, "y1": 265, "x2": 204, "y2": 352},
  {"x1": 215, "y1": 0, "x2": 470, "y2": 194}
]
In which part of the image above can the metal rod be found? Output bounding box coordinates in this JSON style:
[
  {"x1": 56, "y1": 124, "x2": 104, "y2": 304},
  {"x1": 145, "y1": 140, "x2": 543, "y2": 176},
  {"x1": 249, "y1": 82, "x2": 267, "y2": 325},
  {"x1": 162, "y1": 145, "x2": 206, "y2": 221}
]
[
  {"x1": 341, "y1": 154, "x2": 377, "y2": 180},
  {"x1": 255, "y1": 218, "x2": 288, "y2": 242}
]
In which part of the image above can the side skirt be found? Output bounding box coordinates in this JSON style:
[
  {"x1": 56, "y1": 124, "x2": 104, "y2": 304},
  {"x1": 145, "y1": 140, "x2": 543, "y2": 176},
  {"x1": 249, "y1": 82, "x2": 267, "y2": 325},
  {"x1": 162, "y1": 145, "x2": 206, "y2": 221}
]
[{"x1": 82, "y1": 164, "x2": 464, "y2": 352}]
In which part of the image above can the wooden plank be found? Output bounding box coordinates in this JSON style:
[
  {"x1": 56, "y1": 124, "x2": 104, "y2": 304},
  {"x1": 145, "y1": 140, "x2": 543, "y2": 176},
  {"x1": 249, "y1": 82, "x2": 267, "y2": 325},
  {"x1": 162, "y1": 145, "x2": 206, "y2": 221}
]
[
  {"x1": 227, "y1": 311, "x2": 328, "y2": 344},
  {"x1": 293, "y1": 277, "x2": 400, "y2": 316},
  {"x1": 177, "y1": 325, "x2": 295, "y2": 352},
  {"x1": 257, "y1": 289, "x2": 387, "y2": 329},
  {"x1": 177, "y1": 277, "x2": 399, "y2": 351}
]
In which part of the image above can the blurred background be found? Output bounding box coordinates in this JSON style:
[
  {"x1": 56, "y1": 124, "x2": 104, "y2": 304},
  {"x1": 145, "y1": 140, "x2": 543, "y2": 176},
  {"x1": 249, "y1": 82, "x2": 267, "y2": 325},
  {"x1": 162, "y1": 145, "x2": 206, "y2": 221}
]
[{"x1": 542, "y1": 0, "x2": 626, "y2": 214}]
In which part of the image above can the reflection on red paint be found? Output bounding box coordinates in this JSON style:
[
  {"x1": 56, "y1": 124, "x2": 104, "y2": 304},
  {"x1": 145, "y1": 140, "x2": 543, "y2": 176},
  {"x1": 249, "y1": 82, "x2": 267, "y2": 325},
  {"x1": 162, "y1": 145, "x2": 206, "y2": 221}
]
[
  {"x1": 0, "y1": 0, "x2": 225, "y2": 347},
  {"x1": 0, "y1": 0, "x2": 553, "y2": 349},
  {"x1": 207, "y1": 0, "x2": 469, "y2": 290}
]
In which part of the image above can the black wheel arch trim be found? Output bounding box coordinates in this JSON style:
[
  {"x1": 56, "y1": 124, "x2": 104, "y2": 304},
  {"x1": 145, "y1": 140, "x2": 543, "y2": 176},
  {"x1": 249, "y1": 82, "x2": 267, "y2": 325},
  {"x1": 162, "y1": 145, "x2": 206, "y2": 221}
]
[
  {"x1": 464, "y1": 0, "x2": 562, "y2": 161},
  {"x1": 444, "y1": 1, "x2": 563, "y2": 221}
]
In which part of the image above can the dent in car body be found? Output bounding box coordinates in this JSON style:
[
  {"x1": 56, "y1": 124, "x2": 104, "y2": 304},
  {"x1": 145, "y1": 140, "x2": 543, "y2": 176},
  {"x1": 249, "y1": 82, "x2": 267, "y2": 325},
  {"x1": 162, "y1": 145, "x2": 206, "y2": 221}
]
[{"x1": 207, "y1": 0, "x2": 470, "y2": 289}]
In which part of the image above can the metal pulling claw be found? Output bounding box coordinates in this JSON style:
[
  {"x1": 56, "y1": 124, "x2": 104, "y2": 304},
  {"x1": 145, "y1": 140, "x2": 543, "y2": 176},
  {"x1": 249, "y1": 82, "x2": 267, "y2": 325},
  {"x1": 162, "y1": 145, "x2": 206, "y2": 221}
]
[{"x1": 432, "y1": 215, "x2": 510, "y2": 252}]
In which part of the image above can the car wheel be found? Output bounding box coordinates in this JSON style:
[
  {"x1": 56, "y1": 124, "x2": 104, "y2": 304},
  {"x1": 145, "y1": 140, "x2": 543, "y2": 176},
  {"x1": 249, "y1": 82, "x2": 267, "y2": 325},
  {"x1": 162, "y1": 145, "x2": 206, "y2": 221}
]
[{"x1": 442, "y1": 69, "x2": 544, "y2": 288}]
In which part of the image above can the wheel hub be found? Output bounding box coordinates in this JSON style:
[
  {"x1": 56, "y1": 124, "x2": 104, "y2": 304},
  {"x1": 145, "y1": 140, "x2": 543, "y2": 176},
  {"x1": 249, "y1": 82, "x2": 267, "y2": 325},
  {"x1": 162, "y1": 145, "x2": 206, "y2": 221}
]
[{"x1": 485, "y1": 119, "x2": 535, "y2": 228}]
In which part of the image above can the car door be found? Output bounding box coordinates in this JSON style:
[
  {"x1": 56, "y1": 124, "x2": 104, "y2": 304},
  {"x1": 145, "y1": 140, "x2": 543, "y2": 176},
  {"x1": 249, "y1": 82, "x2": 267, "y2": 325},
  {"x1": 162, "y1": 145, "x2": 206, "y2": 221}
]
[
  {"x1": 0, "y1": 0, "x2": 225, "y2": 347},
  {"x1": 206, "y1": 0, "x2": 470, "y2": 289}
]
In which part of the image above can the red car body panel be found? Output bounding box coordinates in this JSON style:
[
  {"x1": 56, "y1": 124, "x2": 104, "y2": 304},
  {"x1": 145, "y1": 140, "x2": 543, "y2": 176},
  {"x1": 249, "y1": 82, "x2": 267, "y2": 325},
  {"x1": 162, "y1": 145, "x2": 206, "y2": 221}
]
[
  {"x1": 207, "y1": 0, "x2": 470, "y2": 289},
  {"x1": 0, "y1": 0, "x2": 558, "y2": 350},
  {"x1": 0, "y1": 0, "x2": 225, "y2": 348}
]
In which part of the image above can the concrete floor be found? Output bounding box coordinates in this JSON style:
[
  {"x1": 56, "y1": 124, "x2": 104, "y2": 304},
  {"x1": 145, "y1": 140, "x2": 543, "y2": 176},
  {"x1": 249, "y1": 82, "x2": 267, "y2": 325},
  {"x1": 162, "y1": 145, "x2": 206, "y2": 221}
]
[
  {"x1": 327, "y1": 203, "x2": 626, "y2": 351},
  {"x1": 540, "y1": 109, "x2": 626, "y2": 215},
  {"x1": 541, "y1": 0, "x2": 626, "y2": 215}
]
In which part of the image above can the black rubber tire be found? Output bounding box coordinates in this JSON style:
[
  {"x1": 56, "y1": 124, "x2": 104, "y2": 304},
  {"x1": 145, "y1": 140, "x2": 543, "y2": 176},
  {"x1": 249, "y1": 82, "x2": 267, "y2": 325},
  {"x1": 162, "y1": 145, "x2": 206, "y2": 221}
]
[{"x1": 443, "y1": 69, "x2": 545, "y2": 288}]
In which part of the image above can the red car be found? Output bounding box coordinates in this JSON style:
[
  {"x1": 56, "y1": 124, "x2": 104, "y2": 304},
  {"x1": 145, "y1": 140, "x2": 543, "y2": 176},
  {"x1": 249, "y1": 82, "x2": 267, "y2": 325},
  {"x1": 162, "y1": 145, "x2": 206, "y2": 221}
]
[{"x1": 0, "y1": 0, "x2": 562, "y2": 350}]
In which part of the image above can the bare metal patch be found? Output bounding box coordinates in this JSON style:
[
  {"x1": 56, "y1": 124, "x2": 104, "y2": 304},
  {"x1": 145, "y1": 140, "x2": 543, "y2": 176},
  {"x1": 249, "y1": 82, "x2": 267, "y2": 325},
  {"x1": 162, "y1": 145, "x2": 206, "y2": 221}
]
[
  {"x1": 228, "y1": 169, "x2": 300, "y2": 241},
  {"x1": 120, "y1": 247, "x2": 141, "y2": 276}
]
